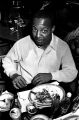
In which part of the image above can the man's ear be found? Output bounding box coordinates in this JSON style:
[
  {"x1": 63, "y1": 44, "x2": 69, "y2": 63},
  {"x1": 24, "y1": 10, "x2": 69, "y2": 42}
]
[{"x1": 52, "y1": 25, "x2": 55, "y2": 32}]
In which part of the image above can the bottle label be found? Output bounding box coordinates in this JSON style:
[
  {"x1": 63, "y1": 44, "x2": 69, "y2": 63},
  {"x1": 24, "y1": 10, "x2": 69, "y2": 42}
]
[{"x1": 9, "y1": 108, "x2": 21, "y2": 119}]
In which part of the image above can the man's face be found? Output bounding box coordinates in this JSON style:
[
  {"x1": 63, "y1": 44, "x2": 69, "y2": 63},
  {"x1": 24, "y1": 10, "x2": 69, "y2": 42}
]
[{"x1": 32, "y1": 18, "x2": 53, "y2": 49}]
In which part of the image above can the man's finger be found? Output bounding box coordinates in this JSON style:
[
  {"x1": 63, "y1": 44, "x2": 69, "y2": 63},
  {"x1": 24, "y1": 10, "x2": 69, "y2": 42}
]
[
  {"x1": 33, "y1": 77, "x2": 41, "y2": 84},
  {"x1": 19, "y1": 79, "x2": 26, "y2": 86},
  {"x1": 13, "y1": 82, "x2": 19, "y2": 89}
]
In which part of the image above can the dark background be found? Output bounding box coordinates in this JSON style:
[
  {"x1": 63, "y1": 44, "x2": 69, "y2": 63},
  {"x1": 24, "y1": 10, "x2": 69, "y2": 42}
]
[{"x1": 0, "y1": 0, "x2": 79, "y2": 31}]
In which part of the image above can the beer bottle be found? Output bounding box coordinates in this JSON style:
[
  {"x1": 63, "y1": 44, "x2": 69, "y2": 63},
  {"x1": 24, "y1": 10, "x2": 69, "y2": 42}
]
[{"x1": 9, "y1": 94, "x2": 21, "y2": 120}]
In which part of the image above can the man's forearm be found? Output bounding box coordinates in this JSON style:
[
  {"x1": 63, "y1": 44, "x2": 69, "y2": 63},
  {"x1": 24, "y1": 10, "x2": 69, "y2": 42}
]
[
  {"x1": 2, "y1": 58, "x2": 17, "y2": 77},
  {"x1": 51, "y1": 68, "x2": 78, "y2": 83}
]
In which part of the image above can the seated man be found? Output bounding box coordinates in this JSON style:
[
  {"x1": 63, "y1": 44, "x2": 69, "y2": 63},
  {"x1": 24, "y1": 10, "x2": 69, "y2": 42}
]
[{"x1": 2, "y1": 10, "x2": 78, "y2": 90}]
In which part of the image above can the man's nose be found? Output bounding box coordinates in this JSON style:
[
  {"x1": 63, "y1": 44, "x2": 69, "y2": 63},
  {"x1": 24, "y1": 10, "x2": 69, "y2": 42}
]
[{"x1": 36, "y1": 31, "x2": 41, "y2": 37}]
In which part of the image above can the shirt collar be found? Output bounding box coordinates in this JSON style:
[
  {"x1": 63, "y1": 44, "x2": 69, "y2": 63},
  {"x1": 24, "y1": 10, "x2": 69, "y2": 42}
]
[
  {"x1": 31, "y1": 33, "x2": 57, "y2": 51},
  {"x1": 49, "y1": 34, "x2": 57, "y2": 51}
]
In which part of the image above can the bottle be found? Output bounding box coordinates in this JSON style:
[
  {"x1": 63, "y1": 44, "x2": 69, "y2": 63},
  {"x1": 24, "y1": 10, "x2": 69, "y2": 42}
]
[
  {"x1": 71, "y1": 95, "x2": 79, "y2": 112},
  {"x1": 60, "y1": 92, "x2": 72, "y2": 115},
  {"x1": 9, "y1": 94, "x2": 21, "y2": 120}
]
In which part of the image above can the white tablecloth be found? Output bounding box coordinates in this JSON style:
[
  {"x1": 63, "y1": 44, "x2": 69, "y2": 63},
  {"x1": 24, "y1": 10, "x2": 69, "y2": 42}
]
[{"x1": 17, "y1": 90, "x2": 31, "y2": 113}]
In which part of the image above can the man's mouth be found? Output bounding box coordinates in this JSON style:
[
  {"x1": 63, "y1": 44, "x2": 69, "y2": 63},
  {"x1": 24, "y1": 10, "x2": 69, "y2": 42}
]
[{"x1": 36, "y1": 38, "x2": 44, "y2": 42}]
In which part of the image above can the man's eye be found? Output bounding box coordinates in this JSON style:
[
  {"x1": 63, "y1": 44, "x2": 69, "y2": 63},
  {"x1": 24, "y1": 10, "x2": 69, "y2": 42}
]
[
  {"x1": 33, "y1": 27, "x2": 37, "y2": 32},
  {"x1": 42, "y1": 29, "x2": 48, "y2": 34}
]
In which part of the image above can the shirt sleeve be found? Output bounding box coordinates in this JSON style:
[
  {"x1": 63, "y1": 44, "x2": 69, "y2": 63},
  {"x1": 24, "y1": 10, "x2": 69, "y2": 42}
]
[
  {"x1": 2, "y1": 42, "x2": 19, "y2": 77},
  {"x1": 51, "y1": 44, "x2": 78, "y2": 83}
]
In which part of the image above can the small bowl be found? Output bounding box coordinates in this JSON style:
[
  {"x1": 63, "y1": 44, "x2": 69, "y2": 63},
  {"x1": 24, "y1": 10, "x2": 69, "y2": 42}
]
[
  {"x1": 30, "y1": 114, "x2": 49, "y2": 120},
  {"x1": 26, "y1": 104, "x2": 37, "y2": 114}
]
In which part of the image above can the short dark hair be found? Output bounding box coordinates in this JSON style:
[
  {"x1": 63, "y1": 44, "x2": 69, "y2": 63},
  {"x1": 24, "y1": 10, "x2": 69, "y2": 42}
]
[{"x1": 32, "y1": 9, "x2": 56, "y2": 27}]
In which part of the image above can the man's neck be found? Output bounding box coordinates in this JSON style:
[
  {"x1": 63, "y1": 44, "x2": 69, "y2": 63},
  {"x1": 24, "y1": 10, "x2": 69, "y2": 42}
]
[{"x1": 37, "y1": 45, "x2": 48, "y2": 50}]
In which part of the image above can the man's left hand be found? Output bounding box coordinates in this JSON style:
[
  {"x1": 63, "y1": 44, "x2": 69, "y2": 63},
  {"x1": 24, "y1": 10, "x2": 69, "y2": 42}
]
[{"x1": 31, "y1": 73, "x2": 52, "y2": 86}]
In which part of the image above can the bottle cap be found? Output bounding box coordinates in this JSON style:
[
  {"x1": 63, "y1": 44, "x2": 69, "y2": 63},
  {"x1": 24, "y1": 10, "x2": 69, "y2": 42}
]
[{"x1": 67, "y1": 92, "x2": 72, "y2": 98}]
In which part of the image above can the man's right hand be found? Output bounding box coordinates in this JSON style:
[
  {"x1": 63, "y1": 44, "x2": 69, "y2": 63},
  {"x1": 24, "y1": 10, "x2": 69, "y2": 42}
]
[{"x1": 11, "y1": 74, "x2": 27, "y2": 89}]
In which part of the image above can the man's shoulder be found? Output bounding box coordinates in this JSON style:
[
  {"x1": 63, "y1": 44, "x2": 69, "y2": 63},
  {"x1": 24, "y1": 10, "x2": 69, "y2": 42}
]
[
  {"x1": 13, "y1": 35, "x2": 33, "y2": 50},
  {"x1": 17, "y1": 35, "x2": 31, "y2": 43},
  {"x1": 53, "y1": 34, "x2": 69, "y2": 51},
  {"x1": 55, "y1": 35, "x2": 68, "y2": 46}
]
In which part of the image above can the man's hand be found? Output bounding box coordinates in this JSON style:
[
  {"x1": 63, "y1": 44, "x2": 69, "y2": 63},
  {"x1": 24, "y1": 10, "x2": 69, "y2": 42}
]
[
  {"x1": 11, "y1": 74, "x2": 27, "y2": 89},
  {"x1": 31, "y1": 73, "x2": 52, "y2": 86}
]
